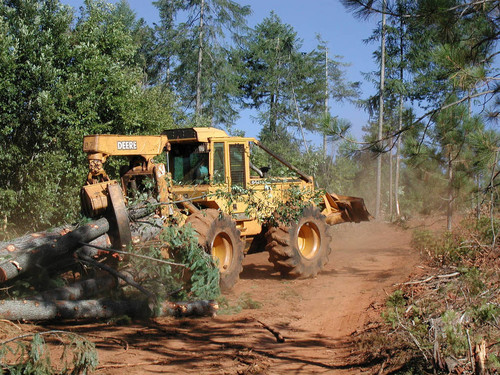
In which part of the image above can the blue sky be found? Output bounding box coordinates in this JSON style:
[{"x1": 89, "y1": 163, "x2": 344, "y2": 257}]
[{"x1": 62, "y1": 0, "x2": 380, "y2": 146}]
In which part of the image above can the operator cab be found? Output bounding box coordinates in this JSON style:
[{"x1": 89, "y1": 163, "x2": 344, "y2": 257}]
[
  {"x1": 163, "y1": 127, "x2": 249, "y2": 188},
  {"x1": 168, "y1": 142, "x2": 209, "y2": 185}
]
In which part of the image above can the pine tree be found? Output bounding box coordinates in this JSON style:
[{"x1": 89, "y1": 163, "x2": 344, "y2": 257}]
[{"x1": 152, "y1": 0, "x2": 250, "y2": 128}]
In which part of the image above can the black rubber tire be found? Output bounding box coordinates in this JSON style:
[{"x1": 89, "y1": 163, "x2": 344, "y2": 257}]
[
  {"x1": 265, "y1": 206, "x2": 332, "y2": 278},
  {"x1": 185, "y1": 209, "x2": 244, "y2": 291}
]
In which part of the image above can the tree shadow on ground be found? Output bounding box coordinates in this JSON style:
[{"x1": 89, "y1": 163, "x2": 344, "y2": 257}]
[{"x1": 43, "y1": 316, "x2": 384, "y2": 373}]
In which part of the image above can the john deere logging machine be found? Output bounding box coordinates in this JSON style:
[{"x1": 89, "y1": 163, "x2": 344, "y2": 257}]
[{"x1": 81, "y1": 127, "x2": 370, "y2": 290}]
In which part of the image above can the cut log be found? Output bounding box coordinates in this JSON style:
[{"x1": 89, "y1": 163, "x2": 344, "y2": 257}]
[
  {"x1": 31, "y1": 275, "x2": 118, "y2": 301},
  {"x1": 77, "y1": 233, "x2": 112, "y2": 258},
  {"x1": 53, "y1": 218, "x2": 110, "y2": 255},
  {"x1": 0, "y1": 299, "x2": 150, "y2": 320},
  {"x1": 0, "y1": 225, "x2": 73, "y2": 258},
  {"x1": 0, "y1": 203, "x2": 156, "y2": 261},
  {"x1": 0, "y1": 299, "x2": 218, "y2": 320},
  {"x1": 130, "y1": 215, "x2": 164, "y2": 244},
  {"x1": 77, "y1": 253, "x2": 153, "y2": 298},
  {"x1": 159, "y1": 300, "x2": 219, "y2": 317},
  {"x1": 0, "y1": 218, "x2": 110, "y2": 282}
]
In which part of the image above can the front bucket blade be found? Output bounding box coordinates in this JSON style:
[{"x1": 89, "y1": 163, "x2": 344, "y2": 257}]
[{"x1": 325, "y1": 193, "x2": 372, "y2": 224}]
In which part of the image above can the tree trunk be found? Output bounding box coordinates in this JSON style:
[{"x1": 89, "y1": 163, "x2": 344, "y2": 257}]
[
  {"x1": 0, "y1": 298, "x2": 218, "y2": 320},
  {"x1": 0, "y1": 225, "x2": 73, "y2": 258},
  {"x1": 447, "y1": 149, "x2": 453, "y2": 231},
  {"x1": 389, "y1": 145, "x2": 393, "y2": 220},
  {"x1": 195, "y1": 0, "x2": 205, "y2": 119},
  {"x1": 0, "y1": 299, "x2": 151, "y2": 320},
  {"x1": 489, "y1": 150, "x2": 499, "y2": 247},
  {"x1": 395, "y1": 16, "x2": 404, "y2": 218},
  {"x1": 0, "y1": 204, "x2": 158, "y2": 284},
  {"x1": 269, "y1": 93, "x2": 277, "y2": 134},
  {"x1": 323, "y1": 47, "x2": 329, "y2": 158},
  {"x1": 375, "y1": 0, "x2": 386, "y2": 219},
  {"x1": 395, "y1": 94, "x2": 403, "y2": 218},
  {"x1": 0, "y1": 218, "x2": 110, "y2": 282},
  {"x1": 31, "y1": 274, "x2": 118, "y2": 302}
]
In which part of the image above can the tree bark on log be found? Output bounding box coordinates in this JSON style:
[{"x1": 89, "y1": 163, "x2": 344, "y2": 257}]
[
  {"x1": 0, "y1": 299, "x2": 150, "y2": 320},
  {"x1": 0, "y1": 299, "x2": 218, "y2": 320},
  {"x1": 130, "y1": 215, "x2": 164, "y2": 243},
  {"x1": 0, "y1": 225, "x2": 73, "y2": 258},
  {"x1": 0, "y1": 218, "x2": 110, "y2": 282},
  {"x1": 159, "y1": 300, "x2": 219, "y2": 317},
  {"x1": 31, "y1": 275, "x2": 118, "y2": 301}
]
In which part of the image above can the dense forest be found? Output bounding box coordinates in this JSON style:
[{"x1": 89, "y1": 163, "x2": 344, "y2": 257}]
[{"x1": 0, "y1": 0, "x2": 498, "y2": 234}]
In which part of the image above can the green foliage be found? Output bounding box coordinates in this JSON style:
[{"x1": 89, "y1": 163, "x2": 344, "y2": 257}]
[
  {"x1": 459, "y1": 266, "x2": 485, "y2": 296},
  {"x1": 213, "y1": 184, "x2": 324, "y2": 227},
  {"x1": 489, "y1": 353, "x2": 500, "y2": 371},
  {"x1": 61, "y1": 334, "x2": 99, "y2": 375},
  {"x1": 383, "y1": 214, "x2": 500, "y2": 371},
  {"x1": 161, "y1": 224, "x2": 220, "y2": 301},
  {"x1": 217, "y1": 293, "x2": 262, "y2": 315},
  {"x1": 0, "y1": 264, "x2": 67, "y2": 300},
  {"x1": 151, "y1": 0, "x2": 250, "y2": 128},
  {"x1": 235, "y1": 11, "x2": 357, "y2": 149},
  {"x1": 0, "y1": 332, "x2": 98, "y2": 374},
  {"x1": 125, "y1": 222, "x2": 220, "y2": 303},
  {"x1": 441, "y1": 310, "x2": 468, "y2": 357},
  {"x1": 271, "y1": 185, "x2": 325, "y2": 226},
  {"x1": 382, "y1": 289, "x2": 406, "y2": 328},
  {"x1": 0, "y1": 0, "x2": 175, "y2": 233},
  {"x1": 470, "y1": 302, "x2": 500, "y2": 325},
  {"x1": 471, "y1": 216, "x2": 500, "y2": 244}
]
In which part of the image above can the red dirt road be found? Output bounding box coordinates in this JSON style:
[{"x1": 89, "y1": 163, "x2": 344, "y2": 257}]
[{"x1": 49, "y1": 221, "x2": 420, "y2": 374}]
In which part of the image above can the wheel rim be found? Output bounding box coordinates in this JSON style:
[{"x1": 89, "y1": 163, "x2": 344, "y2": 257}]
[
  {"x1": 297, "y1": 222, "x2": 320, "y2": 259},
  {"x1": 212, "y1": 232, "x2": 233, "y2": 272}
]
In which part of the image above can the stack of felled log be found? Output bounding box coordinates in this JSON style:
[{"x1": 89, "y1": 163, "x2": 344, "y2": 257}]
[{"x1": 0, "y1": 206, "x2": 218, "y2": 320}]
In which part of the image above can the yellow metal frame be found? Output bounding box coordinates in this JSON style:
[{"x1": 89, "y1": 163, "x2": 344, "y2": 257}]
[{"x1": 82, "y1": 127, "x2": 370, "y2": 237}]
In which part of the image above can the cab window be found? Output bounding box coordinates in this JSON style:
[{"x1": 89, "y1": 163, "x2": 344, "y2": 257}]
[
  {"x1": 169, "y1": 143, "x2": 209, "y2": 184},
  {"x1": 229, "y1": 144, "x2": 245, "y2": 187},
  {"x1": 213, "y1": 142, "x2": 225, "y2": 183}
]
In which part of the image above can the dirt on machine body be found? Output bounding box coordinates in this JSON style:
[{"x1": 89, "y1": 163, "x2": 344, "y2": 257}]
[{"x1": 80, "y1": 127, "x2": 371, "y2": 290}]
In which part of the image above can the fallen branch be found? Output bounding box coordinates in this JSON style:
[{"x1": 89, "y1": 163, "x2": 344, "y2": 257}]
[
  {"x1": 397, "y1": 272, "x2": 460, "y2": 286},
  {"x1": 81, "y1": 333, "x2": 129, "y2": 350},
  {"x1": 256, "y1": 319, "x2": 285, "y2": 343},
  {"x1": 0, "y1": 319, "x2": 22, "y2": 331},
  {"x1": 377, "y1": 357, "x2": 388, "y2": 375},
  {"x1": 78, "y1": 241, "x2": 186, "y2": 268},
  {"x1": 97, "y1": 360, "x2": 170, "y2": 369},
  {"x1": 466, "y1": 328, "x2": 475, "y2": 373},
  {"x1": 0, "y1": 329, "x2": 75, "y2": 345}
]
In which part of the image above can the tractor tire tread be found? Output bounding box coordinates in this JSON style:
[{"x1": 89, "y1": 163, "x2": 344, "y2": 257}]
[{"x1": 265, "y1": 206, "x2": 333, "y2": 278}]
